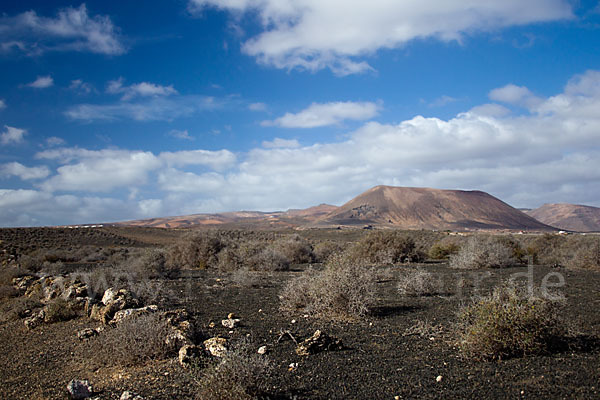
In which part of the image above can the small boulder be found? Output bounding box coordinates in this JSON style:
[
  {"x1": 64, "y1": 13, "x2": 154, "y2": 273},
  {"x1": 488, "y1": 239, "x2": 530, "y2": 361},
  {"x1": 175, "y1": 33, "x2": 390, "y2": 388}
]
[
  {"x1": 111, "y1": 305, "x2": 158, "y2": 325},
  {"x1": 178, "y1": 344, "x2": 204, "y2": 367},
  {"x1": 24, "y1": 309, "x2": 46, "y2": 330},
  {"x1": 203, "y1": 337, "x2": 228, "y2": 357},
  {"x1": 120, "y1": 391, "x2": 144, "y2": 400},
  {"x1": 295, "y1": 330, "x2": 343, "y2": 356},
  {"x1": 77, "y1": 328, "x2": 99, "y2": 341},
  {"x1": 221, "y1": 318, "x2": 241, "y2": 329},
  {"x1": 257, "y1": 345, "x2": 268, "y2": 355},
  {"x1": 67, "y1": 379, "x2": 93, "y2": 399}
]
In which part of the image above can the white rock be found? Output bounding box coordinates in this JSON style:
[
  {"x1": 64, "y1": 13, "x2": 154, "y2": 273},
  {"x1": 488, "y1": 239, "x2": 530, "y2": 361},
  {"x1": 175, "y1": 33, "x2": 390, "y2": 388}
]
[
  {"x1": 257, "y1": 345, "x2": 267, "y2": 355},
  {"x1": 203, "y1": 337, "x2": 228, "y2": 357},
  {"x1": 436, "y1": 375, "x2": 443, "y2": 383}
]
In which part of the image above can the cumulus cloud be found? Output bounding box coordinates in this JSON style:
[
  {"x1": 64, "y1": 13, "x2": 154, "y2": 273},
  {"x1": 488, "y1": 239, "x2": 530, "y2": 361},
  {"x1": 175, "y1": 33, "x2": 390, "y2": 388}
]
[
  {"x1": 489, "y1": 84, "x2": 542, "y2": 109},
  {"x1": 0, "y1": 4, "x2": 125, "y2": 56},
  {"x1": 159, "y1": 149, "x2": 237, "y2": 171},
  {"x1": 1, "y1": 126, "x2": 27, "y2": 145},
  {"x1": 0, "y1": 99, "x2": 5, "y2": 109},
  {"x1": 7, "y1": 70, "x2": 600, "y2": 226},
  {"x1": 107, "y1": 78, "x2": 178, "y2": 101},
  {"x1": 262, "y1": 101, "x2": 380, "y2": 128},
  {"x1": 191, "y1": 0, "x2": 573, "y2": 75},
  {"x1": 26, "y1": 75, "x2": 54, "y2": 89},
  {"x1": 262, "y1": 138, "x2": 300, "y2": 148},
  {"x1": 0, "y1": 162, "x2": 50, "y2": 180},
  {"x1": 65, "y1": 95, "x2": 219, "y2": 121},
  {"x1": 36, "y1": 148, "x2": 162, "y2": 192}
]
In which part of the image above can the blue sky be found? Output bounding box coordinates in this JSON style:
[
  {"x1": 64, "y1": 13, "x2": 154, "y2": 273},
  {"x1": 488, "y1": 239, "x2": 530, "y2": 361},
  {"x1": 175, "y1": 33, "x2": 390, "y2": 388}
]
[{"x1": 1, "y1": 0, "x2": 600, "y2": 226}]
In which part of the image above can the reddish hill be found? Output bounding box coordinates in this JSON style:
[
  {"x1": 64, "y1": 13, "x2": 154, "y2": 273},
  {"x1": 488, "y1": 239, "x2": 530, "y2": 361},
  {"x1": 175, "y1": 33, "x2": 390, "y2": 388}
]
[
  {"x1": 526, "y1": 203, "x2": 600, "y2": 232},
  {"x1": 114, "y1": 204, "x2": 338, "y2": 229},
  {"x1": 316, "y1": 186, "x2": 553, "y2": 231}
]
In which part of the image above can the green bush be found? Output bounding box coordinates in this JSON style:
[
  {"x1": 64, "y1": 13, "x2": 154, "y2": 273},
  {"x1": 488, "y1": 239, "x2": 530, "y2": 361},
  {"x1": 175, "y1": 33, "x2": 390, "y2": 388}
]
[{"x1": 456, "y1": 285, "x2": 562, "y2": 360}]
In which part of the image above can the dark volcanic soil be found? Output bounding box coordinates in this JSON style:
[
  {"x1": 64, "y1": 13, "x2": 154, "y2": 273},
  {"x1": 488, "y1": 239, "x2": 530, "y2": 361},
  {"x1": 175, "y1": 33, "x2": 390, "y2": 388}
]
[{"x1": 0, "y1": 228, "x2": 599, "y2": 399}]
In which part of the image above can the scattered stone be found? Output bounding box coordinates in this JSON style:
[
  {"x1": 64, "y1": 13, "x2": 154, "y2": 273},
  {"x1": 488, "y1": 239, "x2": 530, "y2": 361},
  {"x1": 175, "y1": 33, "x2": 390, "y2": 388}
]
[
  {"x1": 288, "y1": 362, "x2": 298, "y2": 371},
  {"x1": 208, "y1": 321, "x2": 216, "y2": 328},
  {"x1": 12, "y1": 275, "x2": 37, "y2": 294},
  {"x1": 77, "y1": 328, "x2": 99, "y2": 341},
  {"x1": 67, "y1": 379, "x2": 93, "y2": 399},
  {"x1": 227, "y1": 312, "x2": 235, "y2": 319},
  {"x1": 436, "y1": 375, "x2": 443, "y2": 383},
  {"x1": 24, "y1": 309, "x2": 46, "y2": 330},
  {"x1": 295, "y1": 330, "x2": 343, "y2": 356},
  {"x1": 203, "y1": 337, "x2": 228, "y2": 357},
  {"x1": 291, "y1": 319, "x2": 296, "y2": 324},
  {"x1": 257, "y1": 345, "x2": 268, "y2": 355},
  {"x1": 164, "y1": 309, "x2": 194, "y2": 348},
  {"x1": 178, "y1": 344, "x2": 204, "y2": 367},
  {"x1": 111, "y1": 305, "x2": 158, "y2": 325},
  {"x1": 120, "y1": 391, "x2": 144, "y2": 400},
  {"x1": 221, "y1": 317, "x2": 241, "y2": 329},
  {"x1": 91, "y1": 288, "x2": 140, "y2": 324}
]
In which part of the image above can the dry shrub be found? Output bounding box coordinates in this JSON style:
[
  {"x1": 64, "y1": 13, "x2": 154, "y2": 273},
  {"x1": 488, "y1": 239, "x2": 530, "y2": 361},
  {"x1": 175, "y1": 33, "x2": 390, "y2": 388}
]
[
  {"x1": 449, "y1": 236, "x2": 515, "y2": 269},
  {"x1": 397, "y1": 268, "x2": 443, "y2": 296},
  {"x1": 91, "y1": 313, "x2": 175, "y2": 366},
  {"x1": 167, "y1": 231, "x2": 227, "y2": 270},
  {"x1": 194, "y1": 340, "x2": 273, "y2": 400},
  {"x1": 125, "y1": 248, "x2": 179, "y2": 279},
  {"x1": 0, "y1": 296, "x2": 43, "y2": 322},
  {"x1": 271, "y1": 234, "x2": 314, "y2": 264},
  {"x1": 428, "y1": 236, "x2": 462, "y2": 260},
  {"x1": 564, "y1": 238, "x2": 600, "y2": 270},
  {"x1": 456, "y1": 285, "x2": 563, "y2": 360},
  {"x1": 347, "y1": 230, "x2": 425, "y2": 266},
  {"x1": 230, "y1": 267, "x2": 261, "y2": 288},
  {"x1": 312, "y1": 240, "x2": 345, "y2": 263},
  {"x1": 44, "y1": 298, "x2": 80, "y2": 323},
  {"x1": 280, "y1": 253, "x2": 376, "y2": 319}
]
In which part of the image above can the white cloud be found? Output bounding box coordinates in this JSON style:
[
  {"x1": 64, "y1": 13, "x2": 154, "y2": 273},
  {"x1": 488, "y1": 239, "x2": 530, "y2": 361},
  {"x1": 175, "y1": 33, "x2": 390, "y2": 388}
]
[
  {"x1": 107, "y1": 78, "x2": 178, "y2": 101},
  {"x1": 1, "y1": 126, "x2": 27, "y2": 145},
  {"x1": 159, "y1": 149, "x2": 237, "y2": 171},
  {"x1": 7, "y1": 70, "x2": 600, "y2": 226},
  {"x1": 0, "y1": 99, "x2": 5, "y2": 109},
  {"x1": 168, "y1": 129, "x2": 194, "y2": 140},
  {"x1": 36, "y1": 149, "x2": 162, "y2": 192},
  {"x1": 0, "y1": 4, "x2": 125, "y2": 56},
  {"x1": 429, "y1": 95, "x2": 459, "y2": 108},
  {"x1": 0, "y1": 189, "x2": 139, "y2": 227},
  {"x1": 489, "y1": 84, "x2": 542, "y2": 109},
  {"x1": 0, "y1": 162, "x2": 50, "y2": 180},
  {"x1": 248, "y1": 102, "x2": 267, "y2": 111},
  {"x1": 262, "y1": 101, "x2": 380, "y2": 128},
  {"x1": 46, "y1": 136, "x2": 66, "y2": 147},
  {"x1": 262, "y1": 138, "x2": 300, "y2": 148},
  {"x1": 69, "y1": 79, "x2": 93, "y2": 94},
  {"x1": 191, "y1": 0, "x2": 573, "y2": 75},
  {"x1": 65, "y1": 95, "x2": 219, "y2": 121},
  {"x1": 26, "y1": 75, "x2": 54, "y2": 89}
]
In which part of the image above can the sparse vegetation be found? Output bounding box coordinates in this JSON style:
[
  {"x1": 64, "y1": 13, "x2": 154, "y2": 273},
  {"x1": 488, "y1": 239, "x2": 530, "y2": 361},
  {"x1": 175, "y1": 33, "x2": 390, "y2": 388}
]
[
  {"x1": 456, "y1": 285, "x2": 563, "y2": 360},
  {"x1": 449, "y1": 236, "x2": 516, "y2": 269},
  {"x1": 346, "y1": 230, "x2": 425, "y2": 266},
  {"x1": 397, "y1": 268, "x2": 444, "y2": 296},
  {"x1": 280, "y1": 253, "x2": 376, "y2": 319},
  {"x1": 43, "y1": 298, "x2": 80, "y2": 323},
  {"x1": 194, "y1": 340, "x2": 273, "y2": 400},
  {"x1": 428, "y1": 236, "x2": 462, "y2": 260},
  {"x1": 91, "y1": 313, "x2": 176, "y2": 366}
]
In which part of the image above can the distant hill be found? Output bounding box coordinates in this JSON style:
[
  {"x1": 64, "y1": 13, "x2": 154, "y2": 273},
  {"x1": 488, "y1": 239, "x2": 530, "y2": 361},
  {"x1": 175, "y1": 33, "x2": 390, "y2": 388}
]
[
  {"x1": 526, "y1": 203, "x2": 600, "y2": 232},
  {"x1": 114, "y1": 204, "x2": 338, "y2": 229},
  {"x1": 315, "y1": 185, "x2": 553, "y2": 231}
]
